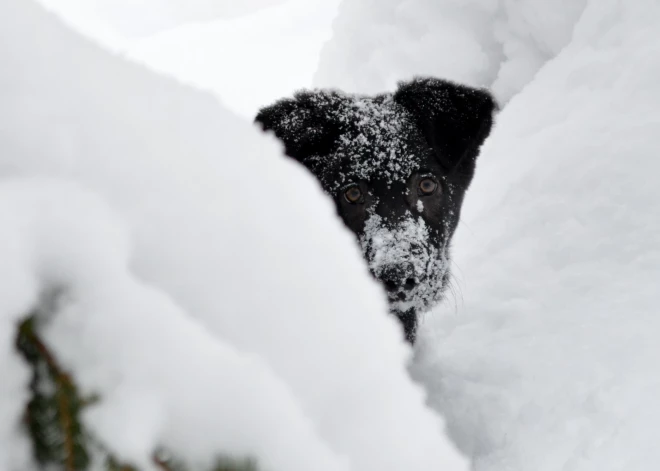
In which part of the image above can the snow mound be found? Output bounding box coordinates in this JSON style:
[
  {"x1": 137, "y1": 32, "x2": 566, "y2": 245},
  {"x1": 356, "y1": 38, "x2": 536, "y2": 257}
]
[
  {"x1": 315, "y1": 0, "x2": 588, "y2": 104},
  {"x1": 320, "y1": 0, "x2": 660, "y2": 469},
  {"x1": 317, "y1": 0, "x2": 660, "y2": 471},
  {"x1": 0, "y1": 178, "x2": 345, "y2": 471},
  {"x1": 0, "y1": 0, "x2": 468, "y2": 470}
]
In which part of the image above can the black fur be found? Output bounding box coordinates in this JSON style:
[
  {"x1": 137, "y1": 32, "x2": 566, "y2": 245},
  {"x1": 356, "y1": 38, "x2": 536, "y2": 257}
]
[{"x1": 256, "y1": 77, "x2": 496, "y2": 343}]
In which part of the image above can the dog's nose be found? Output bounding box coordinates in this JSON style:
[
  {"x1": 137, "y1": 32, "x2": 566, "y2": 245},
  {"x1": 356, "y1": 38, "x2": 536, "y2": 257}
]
[{"x1": 380, "y1": 263, "x2": 416, "y2": 292}]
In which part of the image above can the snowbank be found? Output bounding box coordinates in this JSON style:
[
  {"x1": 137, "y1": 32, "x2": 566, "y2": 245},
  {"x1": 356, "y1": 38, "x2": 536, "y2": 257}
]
[
  {"x1": 315, "y1": 0, "x2": 588, "y2": 104},
  {"x1": 0, "y1": 0, "x2": 467, "y2": 470},
  {"x1": 0, "y1": 179, "x2": 346, "y2": 471},
  {"x1": 320, "y1": 0, "x2": 660, "y2": 469}
]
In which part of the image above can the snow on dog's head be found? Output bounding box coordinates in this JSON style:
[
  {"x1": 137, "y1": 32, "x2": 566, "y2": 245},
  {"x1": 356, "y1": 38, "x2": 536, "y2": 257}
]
[{"x1": 256, "y1": 77, "x2": 496, "y2": 342}]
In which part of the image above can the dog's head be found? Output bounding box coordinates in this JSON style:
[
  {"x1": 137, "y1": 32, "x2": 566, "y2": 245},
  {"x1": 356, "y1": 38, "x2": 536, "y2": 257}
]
[{"x1": 256, "y1": 77, "x2": 496, "y2": 342}]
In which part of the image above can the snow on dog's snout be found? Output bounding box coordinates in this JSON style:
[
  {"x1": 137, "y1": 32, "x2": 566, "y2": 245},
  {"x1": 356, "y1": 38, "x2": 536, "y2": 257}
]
[{"x1": 360, "y1": 213, "x2": 449, "y2": 313}]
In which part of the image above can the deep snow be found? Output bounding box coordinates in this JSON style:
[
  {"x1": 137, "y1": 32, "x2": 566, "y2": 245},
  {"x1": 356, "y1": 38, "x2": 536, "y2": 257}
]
[
  {"x1": 319, "y1": 0, "x2": 660, "y2": 469},
  {"x1": 0, "y1": 1, "x2": 468, "y2": 470},
  {"x1": 315, "y1": 0, "x2": 589, "y2": 105},
  {"x1": 4, "y1": 0, "x2": 660, "y2": 469}
]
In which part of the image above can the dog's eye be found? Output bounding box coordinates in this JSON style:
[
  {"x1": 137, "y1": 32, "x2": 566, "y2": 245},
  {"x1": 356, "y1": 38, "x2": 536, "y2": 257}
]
[
  {"x1": 418, "y1": 178, "x2": 438, "y2": 195},
  {"x1": 344, "y1": 186, "x2": 363, "y2": 203}
]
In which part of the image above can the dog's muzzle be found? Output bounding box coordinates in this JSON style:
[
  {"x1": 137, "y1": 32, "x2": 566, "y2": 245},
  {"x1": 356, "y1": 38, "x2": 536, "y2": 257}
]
[{"x1": 360, "y1": 213, "x2": 449, "y2": 323}]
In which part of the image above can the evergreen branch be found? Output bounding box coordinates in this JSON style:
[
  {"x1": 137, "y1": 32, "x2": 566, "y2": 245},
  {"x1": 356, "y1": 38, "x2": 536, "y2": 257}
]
[
  {"x1": 16, "y1": 316, "x2": 90, "y2": 470},
  {"x1": 16, "y1": 314, "x2": 258, "y2": 471},
  {"x1": 22, "y1": 322, "x2": 77, "y2": 471}
]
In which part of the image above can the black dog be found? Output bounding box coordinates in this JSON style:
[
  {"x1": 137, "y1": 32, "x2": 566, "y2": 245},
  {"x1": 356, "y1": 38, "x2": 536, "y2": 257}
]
[{"x1": 256, "y1": 77, "x2": 496, "y2": 343}]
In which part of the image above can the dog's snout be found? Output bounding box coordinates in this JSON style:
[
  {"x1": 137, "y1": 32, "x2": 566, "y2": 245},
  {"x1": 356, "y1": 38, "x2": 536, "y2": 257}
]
[{"x1": 379, "y1": 263, "x2": 416, "y2": 292}]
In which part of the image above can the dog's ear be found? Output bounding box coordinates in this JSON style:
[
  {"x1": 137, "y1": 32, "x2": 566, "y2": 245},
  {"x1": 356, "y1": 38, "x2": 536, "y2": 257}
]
[
  {"x1": 255, "y1": 90, "x2": 342, "y2": 163},
  {"x1": 394, "y1": 77, "x2": 497, "y2": 178}
]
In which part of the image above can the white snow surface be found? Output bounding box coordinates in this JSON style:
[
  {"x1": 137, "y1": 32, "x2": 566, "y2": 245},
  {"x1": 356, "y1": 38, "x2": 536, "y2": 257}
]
[
  {"x1": 315, "y1": 0, "x2": 588, "y2": 104},
  {"x1": 321, "y1": 0, "x2": 660, "y2": 469},
  {"x1": 37, "y1": 0, "x2": 289, "y2": 38},
  {"x1": 127, "y1": 0, "x2": 341, "y2": 118},
  {"x1": 0, "y1": 1, "x2": 468, "y2": 471}
]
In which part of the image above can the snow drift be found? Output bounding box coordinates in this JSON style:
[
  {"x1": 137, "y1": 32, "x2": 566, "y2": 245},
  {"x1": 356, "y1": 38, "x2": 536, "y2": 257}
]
[
  {"x1": 319, "y1": 0, "x2": 660, "y2": 469},
  {"x1": 0, "y1": 1, "x2": 467, "y2": 470},
  {"x1": 315, "y1": 0, "x2": 588, "y2": 104}
]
